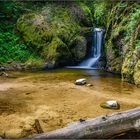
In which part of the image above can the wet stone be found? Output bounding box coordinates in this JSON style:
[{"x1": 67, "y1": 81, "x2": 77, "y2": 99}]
[
  {"x1": 86, "y1": 84, "x2": 93, "y2": 87},
  {"x1": 100, "y1": 100, "x2": 120, "y2": 109},
  {"x1": 75, "y1": 78, "x2": 86, "y2": 85}
]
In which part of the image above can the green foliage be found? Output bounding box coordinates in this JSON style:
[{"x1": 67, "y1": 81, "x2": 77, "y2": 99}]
[
  {"x1": 78, "y1": 2, "x2": 94, "y2": 26},
  {"x1": 0, "y1": 30, "x2": 42, "y2": 63},
  {"x1": 0, "y1": 1, "x2": 25, "y2": 21},
  {"x1": 47, "y1": 37, "x2": 72, "y2": 65},
  {"x1": 93, "y1": 1, "x2": 108, "y2": 26},
  {"x1": 105, "y1": 1, "x2": 140, "y2": 46},
  {"x1": 136, "y1": 41, "x2": 140, "y2": 49},
  {"x1": 0, "y1": 1, "x2": 46, "y2": 21},
  {"x1": 127, "y1": 8, "x2": 140, "y2": 32},
  {"x1": 0, "y1": 1, "x2": 45, "y2": 66},
  {"x1": 126, "y1": 7, "x2": 140, "y2": 48}
]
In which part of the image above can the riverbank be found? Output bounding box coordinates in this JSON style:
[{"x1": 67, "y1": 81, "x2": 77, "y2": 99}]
[{"x1": 0, "y1": 69, "x2": 140, "y2": 138}]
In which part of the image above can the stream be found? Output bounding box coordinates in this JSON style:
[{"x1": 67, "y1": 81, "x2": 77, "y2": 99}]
[{"x1": 0, "y1": 68, "x2": 140, "y2": 138}]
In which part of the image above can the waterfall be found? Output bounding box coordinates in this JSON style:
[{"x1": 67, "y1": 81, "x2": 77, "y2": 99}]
[
  {"x1": 66, "y1": 28, "x2": 104, "y2": 69},
  {"x1": 79, "y1": 28, "x2": 104, "y2": 68}
]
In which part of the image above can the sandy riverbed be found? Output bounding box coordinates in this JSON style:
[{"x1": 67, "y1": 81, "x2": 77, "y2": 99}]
[{"x1": 0, "y1": 69, "x2": 139, "y2": 138}]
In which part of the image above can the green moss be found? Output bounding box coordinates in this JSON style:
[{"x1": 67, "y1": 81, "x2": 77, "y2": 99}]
[
  {"x1": 78, "y1": 2, "x2": 94, "y2": 26},
  {"x1": 93, "y1": 1, "x2": 108, "y2": 26},
  {"x1": 134, "y1": 60, "x2": 140, "y2": 87},
  {"x1": 70, "y1": 35, "x2": 87, "y2": 63},
  {"x1": 122, "y1": 50, "x2": 139, "y2": 83},
  {"x1": 17, "y1": 3, "x2": 89, "y2": 67},
  {"x1": 25, "y1": 57, "x2": 45, "y2": 69},
  {"x1": 104, "y1": 1, "x2": 140, "y2": 85},
  {"x1": 17, "y1": 13, "x2": 53, "y2": 51},
  {"x1": 44, "y1": 37, "x2": 71, "y2": 65},
  {"x1": 136, "y1": 41, "x2": 140, "y2": 49}
]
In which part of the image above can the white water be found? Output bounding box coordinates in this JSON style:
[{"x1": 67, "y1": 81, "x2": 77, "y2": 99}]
[{"x1": 66, "y1": 28, "x2": 104, "y2": 69}]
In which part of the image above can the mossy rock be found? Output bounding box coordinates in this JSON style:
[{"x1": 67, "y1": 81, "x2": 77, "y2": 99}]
[
  {"x1": 16, "y1": 3, "x2": 88, "y2": 67},
  {"x1": 44, "y1": 37, "x2": 72, "y2": 67},
  {"x1": 122, "y1": 50, "x2": 139, "y2": 83},
  {"x1": 105, "y1": 36, "x2": 125, "y2": 74},
  {"x1": 134, "y1": 60, "x2": 140, "y2": 87},
  {"x1": 100, "y1": 101, "x2": 120, "y2": 110}
]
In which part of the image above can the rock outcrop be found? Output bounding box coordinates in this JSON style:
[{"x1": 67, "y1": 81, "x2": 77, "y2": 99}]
[
  {"x1": 104, "y1": 1, "x2": 140, "y2": 86},
  {"x1": 75, "y1": 78, "x2": 87, "y2": 85},
  {"x1": 17, "y1": 3, "x2": 90, "y2": 68}
]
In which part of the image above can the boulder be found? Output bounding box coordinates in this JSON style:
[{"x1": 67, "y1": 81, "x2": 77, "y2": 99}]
[
  {"x1": 100, "y1": 100, "x2": 120, "y2": 109},
  {"x1": 16, "y1": 5, "x2": 88, "y2": 68},
  {"x1": 75, "y1": 78, "x2": 86, "y2": 85}
]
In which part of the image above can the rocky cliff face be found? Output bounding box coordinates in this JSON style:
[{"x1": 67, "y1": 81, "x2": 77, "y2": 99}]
[{"x1": 104, "y1": 2, "x2": 140, "y2": 87}]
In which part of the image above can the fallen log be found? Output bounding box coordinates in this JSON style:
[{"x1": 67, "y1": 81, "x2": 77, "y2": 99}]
[{"x1": 31, "y1": 107, "x2": 140, "y2": 139}]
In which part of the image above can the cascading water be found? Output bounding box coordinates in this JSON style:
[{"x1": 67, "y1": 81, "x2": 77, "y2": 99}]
[
  {"x1": 79, "y1": 28, "x2": 104, "y2": 68},
  {"x1": 66, "y1": 28, "x2": 104, "y2": 69}
]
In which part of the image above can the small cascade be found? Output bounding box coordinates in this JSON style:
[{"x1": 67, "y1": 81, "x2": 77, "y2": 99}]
[
  {"x1": 66, "y1": 28, "x2": 104, "y2": 69},
  {"x1": 79, "y1": 28, "x2": 104, "y2": 68}
]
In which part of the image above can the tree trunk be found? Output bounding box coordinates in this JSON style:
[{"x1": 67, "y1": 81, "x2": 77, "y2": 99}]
[{"x1": 31, "y1": 107, "x2": 140, "y2": 139}]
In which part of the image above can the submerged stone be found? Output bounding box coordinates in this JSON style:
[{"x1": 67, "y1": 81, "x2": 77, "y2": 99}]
[
  {"x1": 75, "y1": 78, "x2": 86, "y2": 85},
  {"x1": 86, "y1": 84, "x2": 93, "y2": 87},
  {"x1": 100, "y1": 100, "x2": 120, "y2": 109}
]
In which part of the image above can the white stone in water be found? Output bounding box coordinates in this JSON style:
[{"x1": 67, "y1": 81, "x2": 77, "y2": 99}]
[
  {"x1": 75, "y1": 78, "x2": 86, "y2": 85},
  {"x1": 100, "y1": 100, "x2": 120, "y2": 109},
  {"x1": 106, "y1": 100, "x2": 118, "y2": 107}
]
